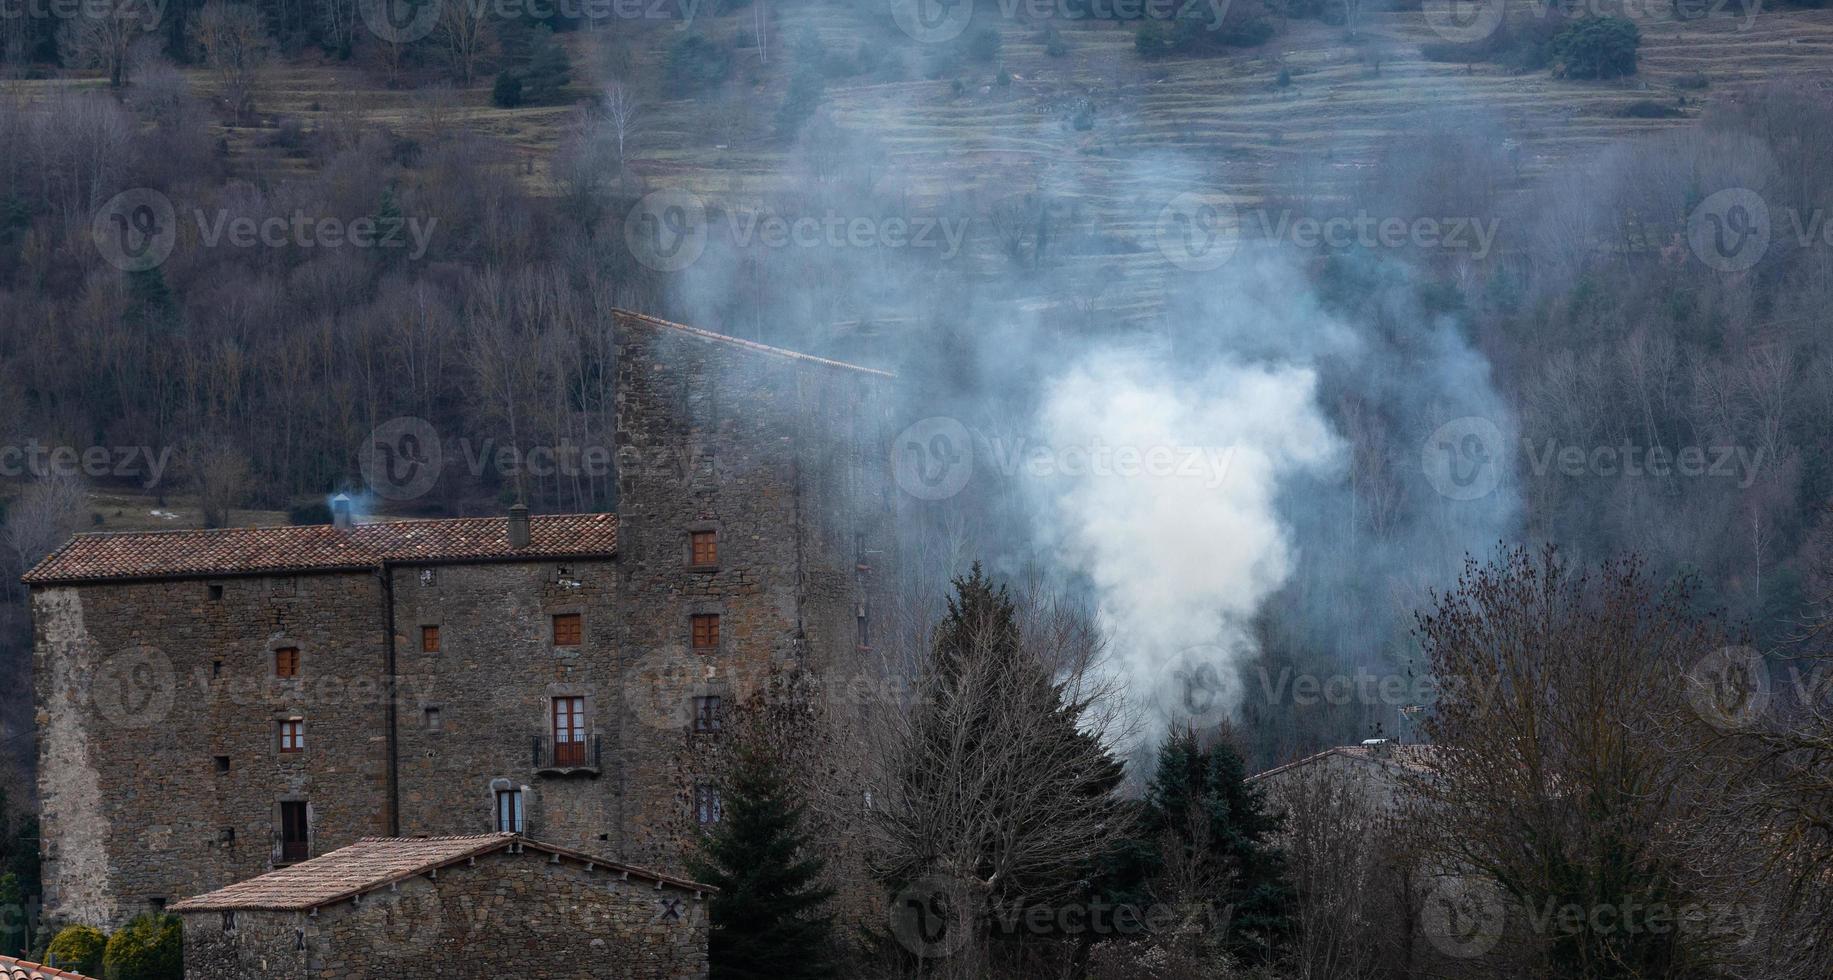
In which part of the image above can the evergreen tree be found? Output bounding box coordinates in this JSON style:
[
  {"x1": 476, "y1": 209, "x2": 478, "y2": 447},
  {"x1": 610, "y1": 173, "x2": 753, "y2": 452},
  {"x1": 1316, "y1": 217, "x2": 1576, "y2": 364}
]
[
  {"x1": 689, "y1": 746, "x2": 837, "y2": 980},
  {"x1": 519, "y1": 26, "x2": 573, "y2": 104},
  {"x1": 1105, "y1": 728, "x2": 1294, "y2": 962}
]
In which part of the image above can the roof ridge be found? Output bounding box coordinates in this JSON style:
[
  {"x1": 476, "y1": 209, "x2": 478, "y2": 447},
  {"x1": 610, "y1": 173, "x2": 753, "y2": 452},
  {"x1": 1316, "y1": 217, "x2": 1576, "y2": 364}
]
[
  {"x1": 612, "y1": 308, "x2": 896, "y2": 378},
  {"x1": 59, "y1": 512, "x2": 609, "y2": 541}
]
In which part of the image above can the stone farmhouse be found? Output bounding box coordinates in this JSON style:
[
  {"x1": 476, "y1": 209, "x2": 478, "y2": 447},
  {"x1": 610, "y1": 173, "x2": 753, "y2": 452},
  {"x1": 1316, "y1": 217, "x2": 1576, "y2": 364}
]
[
  {"x1": 25, "y1": 310, "x2": 895, "y2": 932},
  {"x1": 170, "y1": 833, "x2": 710, "y2": 980}
]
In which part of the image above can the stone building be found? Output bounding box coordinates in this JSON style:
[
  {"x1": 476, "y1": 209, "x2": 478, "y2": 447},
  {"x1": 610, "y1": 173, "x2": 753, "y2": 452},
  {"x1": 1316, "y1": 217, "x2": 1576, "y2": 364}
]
[
  {"x1": 25, "y1": 311, "x2": 895, "y2": 931},
  {"x1": 169, "y1": 833, "x2": 709, "y2": 980}
]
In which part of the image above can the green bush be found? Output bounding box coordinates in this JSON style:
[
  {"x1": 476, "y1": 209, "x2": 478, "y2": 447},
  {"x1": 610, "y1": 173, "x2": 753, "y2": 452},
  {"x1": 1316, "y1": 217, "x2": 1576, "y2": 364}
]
[
  {"x1": 46, "y1": 925, "x2": 106, "y2": 976},
  {"x1": 968, "y1": 26, "x2": 1002, "y2": 62},
  {"x1": 102, "y1": 914, "x2": 181, "y2": 980},
  {"x1": 491, "y1": 72, "x2": 523, "y2": 108},
  {"x1": 664, "y1": 34, "x2": 732, "y2": 96},
  {"x1": 1042, "y1": 26, "x2": 1069, "y2": 56},
  {"x1": 1549, "y1": 16, "x2": 1639, "y2": 79}
]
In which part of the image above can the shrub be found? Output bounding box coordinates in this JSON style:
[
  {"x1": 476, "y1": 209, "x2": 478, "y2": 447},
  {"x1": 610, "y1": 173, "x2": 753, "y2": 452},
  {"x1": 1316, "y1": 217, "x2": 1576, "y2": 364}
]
[
  {"x1": 1618, "y1": 98, "x2": 1683, "y2": 118},
  {"x1": 1676, "y1": 69, "x2": 1710, "y2": 89},
  {"x1": 1043, "y1": 26, "x2": 1069, "y2": 56},
  {"x1": 519, "y1": 27, "x2": 573, "y2": 104},
  {"x1": 47, "y1": 925, "x2": 106, "y2": 977},
  {"x1": 491, "y1": 72, "x2": 522, "y2": 108},
  {"x1": 1549, "y1": 15, "x2": 1639, "y2": 79},
  {"x1": 102, "y1": 914, "x2": 181, "y2": 980},
  {"x1": 968, "y1": 26, "x2": 1002, "y2": 62},
  {"x1": 665, "y1": 34, "x2": 732, "y2": 95}
]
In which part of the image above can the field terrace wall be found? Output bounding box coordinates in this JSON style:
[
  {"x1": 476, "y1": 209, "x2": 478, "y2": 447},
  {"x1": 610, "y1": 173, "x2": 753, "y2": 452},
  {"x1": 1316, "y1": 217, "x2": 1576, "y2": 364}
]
[
  {"x1": 172, "y1": 834, "x2": 710, "y2": 980},
  {"x1": 609, "y1": 311, "x2": 896, "y2": 870}
]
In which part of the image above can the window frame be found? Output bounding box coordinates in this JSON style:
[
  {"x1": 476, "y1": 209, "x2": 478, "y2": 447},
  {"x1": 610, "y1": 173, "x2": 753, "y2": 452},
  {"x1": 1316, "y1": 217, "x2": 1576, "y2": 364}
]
[
  {"x1": 494, "y1": 787, "x2": 525, "y2": 834},
  {"x1": 274, "y1": 646, "x2": 301, "y2": 679},
  {"x1": 551, "y1": 612, "x2": 583, "y2": 648},
  {"x1": 277, "y1": 718, "x2": 305, "y2": 754},
  {"x1": 689, "y1": 530, "x2": 719, "y2": 568},
  {"x1": 421, "y1": 625, "x2": 441, "y2": 653},
  {"x1": 551, "y1": 696, "x2": 586, "y2": 766},
  {"x1": 693, "y1": 695, "x2": 723, "y2": 734},
  {"x1": 695, "y1": 783, "x2": 723, "y2": 826},
  {"x1": 690, "y1": 613, "x2": 720, "y2": 653}
]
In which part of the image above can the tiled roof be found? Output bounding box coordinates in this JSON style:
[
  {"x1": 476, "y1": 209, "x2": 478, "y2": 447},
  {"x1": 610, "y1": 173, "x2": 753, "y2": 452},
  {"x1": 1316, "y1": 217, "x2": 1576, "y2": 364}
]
[
  {"x1": 0, "y1": 955, "x2": 96, "y2": 980},
  {"x1": 169, "y1": 834, "x2": 710, "y2": 913},
  {"x1": 1248, "y1": 743, "x2": 1443, "y2": 783},
  {"x1": 613, "y1": 309, "x2": 895, "y2": 378},
  {"x1": 21, "y1": 513, "x2": 617, "y2": 585}
]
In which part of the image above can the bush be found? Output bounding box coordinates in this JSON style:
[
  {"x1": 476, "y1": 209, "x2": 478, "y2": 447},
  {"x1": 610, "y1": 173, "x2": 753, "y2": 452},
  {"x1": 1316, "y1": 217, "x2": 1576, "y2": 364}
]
[
  {"x1": 1043, "y1": 26, "x2": 1069, "y2": 56},
  {"x1": 968, "y1": 26, "x2": 1002, "y2": 62},
  {"x1": 1549, "y1": 15, "x2": 1639, "y2": 79},
  {"x1": 491, "y1": 72, "x2": 522, "y2": 108},
  {"x1": 1676, "y1": 70, "x2": 1710, "y2": 89},
  {"x1": 102, "y1": 914, "x2": 181, "y2": 980},
  {"x1": 1618, "y1": 98, "x2": 1683, "y2": 118},
  {"x1": 665, "y1": 34, "x2": 732, "y2": 96},
  {"x1": 518, "y1": 27, "x2": 573, "y2": 104},
  {"x1": 47, "y1": 925, "x2": 106, "y2": 976},
  {"x1": 1137, "y1": 13, "x2": 1274, "y2": 57}
]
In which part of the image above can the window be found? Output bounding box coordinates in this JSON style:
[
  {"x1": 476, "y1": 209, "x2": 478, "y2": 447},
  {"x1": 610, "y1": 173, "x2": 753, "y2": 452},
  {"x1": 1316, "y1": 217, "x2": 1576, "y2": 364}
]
[
  {"x1": 495, "y1": 788, "x2": 525, "y2": 833},
  {"x1": 425, "y1": 707, "x2": 441, "y2": 731},
  {"x1": 690, "y1": 614, "x2": 720, "y2": 653},
  {"x1": 222, "y1": 911, "x2": 236, "y2": 933},
  {"x1": 214, "y1": 755, "x2": 230, "y2": 773},
  {"x1": 421, "y1": 625, "x2": 440, "y2": 653},
  {"x1": 208, "y1": 584, "x2": 224, "y2": 601},
  {"x1": 275, "y1": 647, "x2": 300, "y2": 678},
  {"x1": 278, "y1": 719, "x2": 304, "y2": 753},
  {"x1": 690, "y1": 530, "x2": 718, "y2": 566},
  {"x1": 552, "y1": 613, "x2": 582, "y2": 647},
  {"x1": 858, "y1": 603, "x2": 870, "y2": 649},
  {"x1": 551, "y1": 697, "x2": 586, "y2": 767},
  {"x1": 695, "y1": 784, "x2": 722, "y2": 826},
  {"x1": 212, "y1": 659, "x2": 223, "y2": 679},
  {"x1": 279, "y1": 801, "x2": 308, "y2": 863},
  {"x1": 220, "y1": 827, "x2": 236, "y2": 845},
  {"x1": 693, "y1": 696, "x2": 723, "y2": 734},
  {"x1": 419, "y1": 568, "x2": 437, "y2": 586}
]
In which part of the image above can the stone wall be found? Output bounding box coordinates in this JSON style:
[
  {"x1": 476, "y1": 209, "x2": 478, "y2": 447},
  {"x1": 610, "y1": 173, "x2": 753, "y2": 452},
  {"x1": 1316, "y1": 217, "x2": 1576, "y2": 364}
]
[
  {"x1": 35, "y1": 573, "x2": 390, "y2": 928},
  {"x1": 180, "y1": 849, "x2": 708, "y2": 980}
]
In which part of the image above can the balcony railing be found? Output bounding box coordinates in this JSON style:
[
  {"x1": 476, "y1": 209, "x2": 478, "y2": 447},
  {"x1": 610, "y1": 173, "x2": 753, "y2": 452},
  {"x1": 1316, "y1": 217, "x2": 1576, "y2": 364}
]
[{"x1": 533, "y1": 733, "x2": 601, "y2": 775}]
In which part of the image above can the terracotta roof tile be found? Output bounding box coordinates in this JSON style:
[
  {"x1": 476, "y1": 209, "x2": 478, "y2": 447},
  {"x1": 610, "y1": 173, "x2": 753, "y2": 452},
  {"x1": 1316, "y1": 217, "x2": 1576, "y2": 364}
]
[
  {"x1": 21, "y1": 513, "x2": 617, "y2": 585},
  {"x1": 168, "y1": 835, "x2": 709, "y2": 912},
  {"x1": 0, "y1": 955, "x2": 97, "y2": 980}
]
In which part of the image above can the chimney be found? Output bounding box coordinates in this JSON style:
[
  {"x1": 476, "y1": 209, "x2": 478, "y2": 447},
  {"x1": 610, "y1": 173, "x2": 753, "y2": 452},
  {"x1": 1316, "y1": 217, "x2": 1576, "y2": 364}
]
[
  {"x1": 507, "y1": 503, "x2": 530, "y2": 549},
  {"x1": 331, "y1": 493, "x2": 352, "y2": 530}
]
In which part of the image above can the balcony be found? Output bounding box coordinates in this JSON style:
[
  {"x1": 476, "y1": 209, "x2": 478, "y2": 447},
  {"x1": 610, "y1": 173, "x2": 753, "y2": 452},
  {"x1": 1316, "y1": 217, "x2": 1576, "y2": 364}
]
[{"x1": 533, "y1": 734, "x2": 601, "y2": 776}]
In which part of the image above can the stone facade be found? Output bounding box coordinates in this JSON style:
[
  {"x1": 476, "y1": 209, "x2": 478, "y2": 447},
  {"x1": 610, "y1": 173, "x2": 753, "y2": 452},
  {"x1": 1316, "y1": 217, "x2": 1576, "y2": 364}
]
[
  {"x1": 29, "y1": 311, "x2": 894, "y2": 932},
  {"x1": 175, "y1": 839, "x2": 708, "y2": 980}
]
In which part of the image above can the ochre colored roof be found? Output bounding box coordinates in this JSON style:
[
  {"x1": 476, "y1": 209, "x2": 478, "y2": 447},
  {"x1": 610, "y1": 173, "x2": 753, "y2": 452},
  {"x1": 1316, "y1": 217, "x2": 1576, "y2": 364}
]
[
  {"x1": 0, "y1": 955, "x2": 96, "y2": 980},
  {"x1": 21, "y1": 513, "x2": 617, "y2": 585},
  {"x1": 613, "y1": 309, "x2": 895, "y2": 378},
  {"x1": 168, "y1": 834, "x2": 709, "y2": 913}
]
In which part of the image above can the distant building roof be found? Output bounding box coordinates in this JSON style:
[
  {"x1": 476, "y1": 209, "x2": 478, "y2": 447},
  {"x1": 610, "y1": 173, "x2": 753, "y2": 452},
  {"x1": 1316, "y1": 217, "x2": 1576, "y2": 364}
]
[
  {"x1": 612, "y1": 309, "x2": 895, "y2": 378},
  {"x1": 0, "y1": 955, "x2": 96, "y2": 980},
  {"x1": 168, "y1": 834, "x2": 709, "y2": 913},
  {"x1": 21, "y1": 513, "x2": 617, "y2": 585},
  {"x1": 1249, "y1": 742, "x2": 1442, "y2": 784}
]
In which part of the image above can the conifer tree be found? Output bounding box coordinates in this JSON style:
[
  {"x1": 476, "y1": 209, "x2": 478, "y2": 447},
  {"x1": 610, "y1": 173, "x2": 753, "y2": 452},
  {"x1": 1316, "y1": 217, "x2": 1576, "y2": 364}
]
[{"x1": 689, "y1": 745, "x2": 837, "y2": 980}]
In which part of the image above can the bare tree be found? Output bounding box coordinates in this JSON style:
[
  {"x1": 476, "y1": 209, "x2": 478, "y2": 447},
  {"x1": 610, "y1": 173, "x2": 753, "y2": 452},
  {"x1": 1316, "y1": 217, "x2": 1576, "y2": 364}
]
[
  {"x1": 435, "y1": 0, "x2": 491, "y2": 86},
  {"x1": 190, "y1": 0, "x2": 272, "y2": 123},
  {"x1": 3, "y1": 474, "x2": 88, "y2": 586},
  {"x1": 602, "y1": 80, "x2": 642, "y2": 171},
  {"x1": 57, "y1": 0, "x2": 159, "y2": 87},
  {"x1": 187, "y1": 443, "x2": 252, "y2": 528}
]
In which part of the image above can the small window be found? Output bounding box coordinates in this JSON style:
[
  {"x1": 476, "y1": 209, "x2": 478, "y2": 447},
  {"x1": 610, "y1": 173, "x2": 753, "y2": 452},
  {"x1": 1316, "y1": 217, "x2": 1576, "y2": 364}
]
[
  {"x1": 693, "y1": 696, "x2": 723, "y2": 734},
  {"x1": 419, "y1": 568, "x2": 437, "y2": 586},
  {"x1": 278, "y1": 719, "x2": 304, "y2": 753},
  {"x1": 690, "y1": 530, "x2": 718, "y2": 566},
  {"x1": 208, "y1": 584, "x2": 224, "y2": 601},
  {"x1": 220, "y1": 827, "x2": 236, "y2": 845},
  {"x1": 552, "y1": 613, "x2": 582, "y2": 647},
  {"x1": 690, "y1": 614, "x2": 720, "y2": 653},
  {"x1": 212, "y1": 659, "x2": 223, "y2": 679},
  {"x1": 214, "y1": 755, "x2": 231, "y2": 773},
  {"x1": 421, "y1": 625, "x2": 440, "y2": 653},
  {"x1": 275, "y1": 647, "x2": 300, "y2": 678},
  {"x1": 495, "y1": 787, "x2": 524, "y2": 833},
  {"x1": 858, "y1": 605, "x2": 870, "y2": 649},
  {"x1": 695, "y1": 783, "x2": 723, "y2": 826},
  {"x1": 425, "y1": 707, "x2": 442, "y2": 731}
]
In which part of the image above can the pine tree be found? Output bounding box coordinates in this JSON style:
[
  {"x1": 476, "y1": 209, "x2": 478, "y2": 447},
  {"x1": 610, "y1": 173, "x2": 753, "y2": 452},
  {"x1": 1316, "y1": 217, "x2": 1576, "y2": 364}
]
[{"x1": 689, "y1": 746, "x2": 837, "y2": 980}]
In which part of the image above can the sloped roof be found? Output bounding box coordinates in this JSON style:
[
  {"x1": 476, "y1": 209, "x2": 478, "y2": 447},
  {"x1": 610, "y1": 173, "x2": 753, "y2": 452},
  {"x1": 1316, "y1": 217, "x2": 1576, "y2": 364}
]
[
  {"x1": 1249, "y1": 743, "x2": 1443, "y2": 784},
  {"x1": 0, "y1": 955, "x2": 95, "y2": 980},
  {"x1": 169, "y1": 834, "x2": 709, "y2": 913},
  {"x1": 612, "y1": 309, "x2": 895, "y2": 378},
  {"x1": 21, "y1": 513, "x2": 617, "y2": 585}
]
